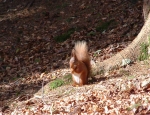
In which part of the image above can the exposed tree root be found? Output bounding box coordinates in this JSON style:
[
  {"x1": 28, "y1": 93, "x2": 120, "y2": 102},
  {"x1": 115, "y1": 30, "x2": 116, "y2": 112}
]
[{"x1": 94, "y1": 13, "x2": 150, "y2": 73}]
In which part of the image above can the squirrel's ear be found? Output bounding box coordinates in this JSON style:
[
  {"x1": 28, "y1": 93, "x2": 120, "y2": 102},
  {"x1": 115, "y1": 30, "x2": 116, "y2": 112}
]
[
  {"x1": 71, "y1": 49, "x2": 75, "y2": 57},
  {"x1": 71, "y1": 49, "x2": 77, "y2": 60}
]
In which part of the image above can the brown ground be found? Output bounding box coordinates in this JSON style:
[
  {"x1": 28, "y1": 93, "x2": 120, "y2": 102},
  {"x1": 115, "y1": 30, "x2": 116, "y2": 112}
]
[{"x1": 1, "y1": 0, "x2": 150, "y2": 114}]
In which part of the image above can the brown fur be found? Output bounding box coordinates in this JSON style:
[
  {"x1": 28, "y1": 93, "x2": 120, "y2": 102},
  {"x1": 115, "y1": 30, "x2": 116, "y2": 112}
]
[{"x1": 70, "y1": 41, "x2": 91, "y2": 86}]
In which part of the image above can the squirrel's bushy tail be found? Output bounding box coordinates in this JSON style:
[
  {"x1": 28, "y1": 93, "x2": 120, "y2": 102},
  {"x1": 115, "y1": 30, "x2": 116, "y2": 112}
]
[{"x1": 74, "y1": 41, "x2": 91, "y2": 76}]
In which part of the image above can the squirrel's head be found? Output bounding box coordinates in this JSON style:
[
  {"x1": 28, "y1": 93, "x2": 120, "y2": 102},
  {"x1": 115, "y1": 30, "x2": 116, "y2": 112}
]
[{"x1": 70, "y1": 49, "x2": 78, "y2": 70}]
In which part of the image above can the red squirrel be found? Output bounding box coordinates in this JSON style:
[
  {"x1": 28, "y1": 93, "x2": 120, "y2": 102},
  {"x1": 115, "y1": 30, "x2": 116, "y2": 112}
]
[{"x1": 70, "y1": 41, "x2": 91, "y2": 86}]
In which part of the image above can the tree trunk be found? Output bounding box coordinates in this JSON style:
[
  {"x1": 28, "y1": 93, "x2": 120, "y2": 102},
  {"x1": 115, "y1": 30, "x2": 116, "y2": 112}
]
[
  {"x1": 94, "y1": 12, "x2": 150, "y2": 73},
  {"x1": 143, "y1": 0, "x2": 150, "y2": 21}
]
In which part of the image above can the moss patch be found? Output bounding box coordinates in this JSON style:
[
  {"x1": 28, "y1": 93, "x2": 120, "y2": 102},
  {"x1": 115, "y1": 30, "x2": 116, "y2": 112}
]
[
  {"x1": 49, "y1": 74, "x2": 72, "y2": 90},
  {"x1": 49, "y1": 79, "x2": 64, "y2": 90},
  {"x1": 96, "y1": 19, "x2": 115, "y2": 33},
  {"x1": 54, "y1": 28, "x2": 75, "y2": 42}
]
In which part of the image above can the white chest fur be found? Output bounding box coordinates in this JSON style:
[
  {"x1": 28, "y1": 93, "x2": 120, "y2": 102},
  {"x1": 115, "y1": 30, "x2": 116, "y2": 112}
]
[{"x1": 72, "y1": 73, "x2": 81, "y2": 84}]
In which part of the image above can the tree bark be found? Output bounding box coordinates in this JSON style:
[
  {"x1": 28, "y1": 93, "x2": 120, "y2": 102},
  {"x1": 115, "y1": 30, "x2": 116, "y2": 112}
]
[
  {"x1": 143, "y1": 0, "x2": 150, "y2": 21},
  {"x1": 94, "y1": 12, "x2": 150, "y2": 73}
]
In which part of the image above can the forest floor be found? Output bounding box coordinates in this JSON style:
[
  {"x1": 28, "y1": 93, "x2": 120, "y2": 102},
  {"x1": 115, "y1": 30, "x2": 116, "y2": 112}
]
[{"x1": 1, "y1": 0, "x2": 150, "y2": 114}]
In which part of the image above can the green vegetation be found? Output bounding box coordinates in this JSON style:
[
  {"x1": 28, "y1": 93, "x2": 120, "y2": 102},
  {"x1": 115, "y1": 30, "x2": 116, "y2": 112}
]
[
  {"x1": 49, "y1": 79, "x2": 64, "y2": 90},
  {"x1": 54, "y1": 28, "x2": 75, "y2": 42},
  {"x1": 56, "y1": 3, "x2": 69, "y2": 10},
  {"x1": 138, "y1": 36, "x2": 150, "y2": 61},
  {"x1": 96, "y1": 19, "x2": 115, "y2": 32},
  {"x1": 126, "y1": 103, "x2": 141, "y2": 111},
  {"x1": 16, "y1": 48, "x2": 20, "y2": 53},
  {"x1": 138, "y1": 42, "x2": 149, "y2": 61},
  {"x1": 127, "y1": 75, "x2": 135, "y2": 80},
  {"x1": 63, "y1": 74, "x2": 72, "y2": 84},
  {"x1": 87, "y1": 31, "x2": 96, "y2": 36},
  {"x1": 66, "y1": 17, "x2": 73, "y2": 23},
  {"x1": 98, "y1": 69, "x2": 105, "y2": 75},
  {"x1": 93, "y1": 50, "x2": 101, "y2": 57},
  {"x1": 62, "y1": 3, "x2": 68, "y2": 8},
  {"x1": 49, "y1": 74, "x2": 72, "y2": 90},
  {"x1": 34, "y1": 58, "x2": 40, "y2": 63},
  {"x1": 16, "y1": 91, "x2": 21, "y2": 96}
]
